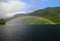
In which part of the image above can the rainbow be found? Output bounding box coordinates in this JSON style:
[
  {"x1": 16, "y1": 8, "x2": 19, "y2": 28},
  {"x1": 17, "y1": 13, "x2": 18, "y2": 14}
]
[{"x1": 6, "y1": 16, "x2": 55, "y2": 24}]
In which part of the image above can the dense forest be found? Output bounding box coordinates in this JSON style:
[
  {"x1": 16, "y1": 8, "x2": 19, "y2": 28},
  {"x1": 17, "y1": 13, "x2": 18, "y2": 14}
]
[{"x1": 32, "y1": 7, "x2": 60, "y2": 24}]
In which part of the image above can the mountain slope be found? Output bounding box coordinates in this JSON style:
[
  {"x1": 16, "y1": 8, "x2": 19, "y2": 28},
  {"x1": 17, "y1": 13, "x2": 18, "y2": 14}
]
[
  {"x1": 5, "y1": 13, "x2": 33, "y2": 22},
  {"x1": 32, "y1": 7, "x2": 60, "y2": 23},
  {"x1": 5, "y1": 7, "x2": 60, "y2": 24}
]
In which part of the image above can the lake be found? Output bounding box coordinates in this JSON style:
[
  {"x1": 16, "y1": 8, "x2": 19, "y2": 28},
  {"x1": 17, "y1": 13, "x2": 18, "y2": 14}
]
[{"x1": 0, "y1": 24, "x2": 60, "y2": 41}]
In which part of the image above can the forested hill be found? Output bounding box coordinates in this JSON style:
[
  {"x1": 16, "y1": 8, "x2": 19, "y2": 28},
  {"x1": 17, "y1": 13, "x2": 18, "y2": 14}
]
[{"x1": 32, "y1": 7, "x2": 60, "y2": 24}]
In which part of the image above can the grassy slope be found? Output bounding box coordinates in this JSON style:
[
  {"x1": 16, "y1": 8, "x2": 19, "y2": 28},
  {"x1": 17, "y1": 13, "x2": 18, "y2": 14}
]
[{"x1": 32, "y1": 7, "x2": 60, "y2": 24}]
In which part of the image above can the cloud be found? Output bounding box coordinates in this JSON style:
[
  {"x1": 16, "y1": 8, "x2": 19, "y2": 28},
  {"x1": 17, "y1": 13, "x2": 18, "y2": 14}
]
[
  {"x1": 0, "y1": 0, "x2": 26, "y2": 18},
  {"x1": 0, "y1": 0, "x2": 4, "y2": 2},
  {"x1": 28, "y1": 6, "x2": 39, "y2": 11}
]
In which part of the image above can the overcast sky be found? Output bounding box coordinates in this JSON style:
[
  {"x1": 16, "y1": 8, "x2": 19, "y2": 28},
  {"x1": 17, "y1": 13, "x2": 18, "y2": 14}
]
[{"x1": 0, "y1": 0, "x2": 60, "y2": 18}]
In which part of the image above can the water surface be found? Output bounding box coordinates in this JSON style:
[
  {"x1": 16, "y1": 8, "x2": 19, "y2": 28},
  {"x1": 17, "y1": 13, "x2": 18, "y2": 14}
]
[{"x1": 0, "y1": 24, "x2": 60, "y2": 41}]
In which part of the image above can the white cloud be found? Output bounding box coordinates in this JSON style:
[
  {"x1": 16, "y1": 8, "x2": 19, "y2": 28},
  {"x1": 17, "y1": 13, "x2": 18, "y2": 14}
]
[
  {"x1": 0, "y1": 0, "x2": 26, "y2": 18},
  {"x1": 28, "y1": 6, "x2": 39, "y2": 11}
]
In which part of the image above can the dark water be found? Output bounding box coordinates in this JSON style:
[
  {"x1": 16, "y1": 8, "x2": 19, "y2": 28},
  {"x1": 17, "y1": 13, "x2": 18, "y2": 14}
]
[{"x1": 0, "y1": 24, "x2": 60, "y2": 41}]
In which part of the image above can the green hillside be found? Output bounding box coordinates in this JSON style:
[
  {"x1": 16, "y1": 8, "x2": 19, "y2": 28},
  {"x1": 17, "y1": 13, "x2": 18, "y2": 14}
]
[{"x1": 32, "y1": 7, "x2": 60, "y2": 24}]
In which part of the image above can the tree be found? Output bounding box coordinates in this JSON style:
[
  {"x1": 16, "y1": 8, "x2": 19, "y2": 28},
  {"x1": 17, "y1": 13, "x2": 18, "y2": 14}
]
[{"x1": 0, "y1": 18, "x2": 6, "y2": 25}]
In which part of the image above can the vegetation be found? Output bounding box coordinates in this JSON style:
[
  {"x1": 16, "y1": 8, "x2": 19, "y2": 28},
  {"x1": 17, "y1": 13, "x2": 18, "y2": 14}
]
[
  {"x1": 32, "y1": 7, "x2": 60, "y2": 24},
  {"x1": 0, "y1": 18, "x2": 6, "y2": 25}
]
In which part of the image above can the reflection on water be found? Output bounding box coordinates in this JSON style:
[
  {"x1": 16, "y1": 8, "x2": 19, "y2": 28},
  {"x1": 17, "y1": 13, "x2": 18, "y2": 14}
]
[{"x1": 0, "y1": 24, "x2": 60, "y2": 41}]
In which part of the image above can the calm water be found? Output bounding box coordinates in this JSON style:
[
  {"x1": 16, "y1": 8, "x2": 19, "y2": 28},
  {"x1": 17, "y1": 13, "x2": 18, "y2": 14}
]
[{"x1": 0, "y1": 24, "x2": 60, "y2": 41}]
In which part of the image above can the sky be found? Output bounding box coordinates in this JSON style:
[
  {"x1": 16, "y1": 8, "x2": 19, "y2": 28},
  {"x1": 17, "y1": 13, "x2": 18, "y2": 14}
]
[{"x1": 0, "y1": 0, "x2": 60, "y2": 18}]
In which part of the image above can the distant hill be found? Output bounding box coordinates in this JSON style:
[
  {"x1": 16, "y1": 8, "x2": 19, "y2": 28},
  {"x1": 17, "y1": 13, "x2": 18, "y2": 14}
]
[
  {"x1": 31, "y1": 7, "x2": 60, "y2": 23},
  {"x1": 5, "y1": 7, "x2": 60, "y2": 24},
  {"x1": 5, "y1": 13, "x2": 33, "y2": 22}
]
